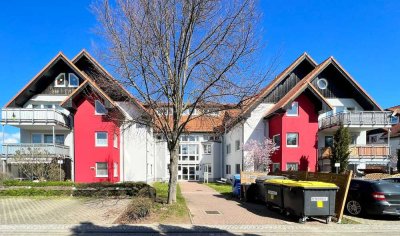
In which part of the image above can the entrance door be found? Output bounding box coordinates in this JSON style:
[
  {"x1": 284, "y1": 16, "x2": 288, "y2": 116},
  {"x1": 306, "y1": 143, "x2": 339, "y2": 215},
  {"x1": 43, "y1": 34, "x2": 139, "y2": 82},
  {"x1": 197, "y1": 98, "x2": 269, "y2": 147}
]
[{"x1": 178, "y1": 164, "x2": 199, "y2": 181}]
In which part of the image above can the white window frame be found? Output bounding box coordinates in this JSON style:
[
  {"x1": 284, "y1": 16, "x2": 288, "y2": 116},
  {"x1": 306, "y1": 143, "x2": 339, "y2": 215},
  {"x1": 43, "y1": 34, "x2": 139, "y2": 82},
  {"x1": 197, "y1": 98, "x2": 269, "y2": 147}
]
[
  {"x1": 272, "y1": 134, "x2": 281, "y2": 147},
  {"x1": 95, "y1": 100, "x2": 107, "y2": 115},
  {"x1": 203, "y1": 143, "x2": 212, "y2": 155},
  {"x1": 235, "y1": 140, "x2": 241, "y2": 151},
  {"x1": 113, "y1": 133, "x2": 118, "y2": 148},
  {"x1": 286, "y1": 162, "x2": 299, "y2": 171},
  {"x1": 272, "y1": 163, "x2": 281, "y2": 172},
  {"x1": 286, "y1": 132, "x2": 298, "y2": 147},
  {"x1": 113, "y1": 162, "x2": 118, "y2": 177},
  {"x1": 68, "y1": 73, "x2": 79, "y2": 87},
  {"x1": 96, "y1": 162, "x2": 108, "y2": 177},
  {"x1": 32, "y1": 133, "x2": 42, "y2": 143},
  {"x1": 95, "y1": 132, "x2": 108, "y2": 147},
  {"x1": 226, "y1": 165, "x2": 231, "y2": 174},
  {"x1": 226, "y1": 144, "x2": 231, "y2": 154},
  {"x1": 317, "y1": 78, "x2": 328, "y2": 90},
  {"x1": 286, "y1": 101, "x2": 299, "y2": 116},
  {"x1": 54, "y1": 73, "x2": 66, "y2": 87}
]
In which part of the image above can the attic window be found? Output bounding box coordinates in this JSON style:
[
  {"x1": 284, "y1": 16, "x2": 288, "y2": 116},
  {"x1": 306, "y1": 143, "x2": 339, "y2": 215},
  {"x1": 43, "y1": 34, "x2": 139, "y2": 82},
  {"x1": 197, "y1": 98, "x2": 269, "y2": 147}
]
[
  {"x1": 95, "y1": 100, "x2": 107, "y2": 115},
  {"x1": 317, "y1": 78, "x2": 328, "y2": 90},
  {"x1": 55, "y1": 73, "x2": 66, "y2": 87},
  {"x1": 69, "y1": 73, "x2": 79, "y2": 87}
]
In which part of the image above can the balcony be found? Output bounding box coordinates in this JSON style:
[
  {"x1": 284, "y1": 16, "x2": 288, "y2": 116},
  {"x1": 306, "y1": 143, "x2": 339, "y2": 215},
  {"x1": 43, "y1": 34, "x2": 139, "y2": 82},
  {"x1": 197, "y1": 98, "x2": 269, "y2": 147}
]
[
  {"x1": 1, "y1": 143, "x2": 70, "y2": 163},
  {"x1": 1, "y1": 108, "x2": 70, "y2": 128},
  {"x1": 318, "y1": 111, "x2": 393, "y2": 130},
  {"x1": 320, "y1": 145, "x2": 390, "y2": 160}
]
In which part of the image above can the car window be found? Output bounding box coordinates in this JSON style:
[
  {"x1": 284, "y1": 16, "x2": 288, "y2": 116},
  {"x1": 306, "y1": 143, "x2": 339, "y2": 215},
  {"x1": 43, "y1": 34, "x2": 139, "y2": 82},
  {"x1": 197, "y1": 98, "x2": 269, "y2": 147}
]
[{"x1": 373, "y1": 181, "x2": 400, "y2": 193}]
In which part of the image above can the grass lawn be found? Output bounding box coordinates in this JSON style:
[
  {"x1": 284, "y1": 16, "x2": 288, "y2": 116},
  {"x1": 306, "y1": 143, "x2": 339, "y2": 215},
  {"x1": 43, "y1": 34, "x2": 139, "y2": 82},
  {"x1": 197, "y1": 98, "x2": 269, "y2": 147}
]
[
  {"x1": 205, "y1": 182, "x2": 232, "y2": 198},
  {"x1": 142, "y1": 182, "x2": 190, "y2": 224}
]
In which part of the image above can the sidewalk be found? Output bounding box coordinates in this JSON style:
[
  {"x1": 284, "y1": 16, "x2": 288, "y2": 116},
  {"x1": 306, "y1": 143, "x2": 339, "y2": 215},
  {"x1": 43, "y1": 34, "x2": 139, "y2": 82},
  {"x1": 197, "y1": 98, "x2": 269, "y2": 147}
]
[{"x1": 179, "y1": 181, "x2": 290, "y2": 225}]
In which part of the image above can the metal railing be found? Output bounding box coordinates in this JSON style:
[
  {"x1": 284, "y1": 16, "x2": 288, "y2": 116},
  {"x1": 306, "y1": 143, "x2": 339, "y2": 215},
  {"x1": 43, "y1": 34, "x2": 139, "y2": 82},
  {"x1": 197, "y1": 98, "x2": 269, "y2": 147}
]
[
  {"x1": 1, "y1": 108, "x2": 70, "y2": 127},
  {"x1": 318, "y1": 111, "x2": 393, "y2": 129},
  {"x1": 320, "y1": 145, "x2": 390, "y2": 159},
  {"x1": 1, "y1": 143, "x2": 70, "y2": 158}
]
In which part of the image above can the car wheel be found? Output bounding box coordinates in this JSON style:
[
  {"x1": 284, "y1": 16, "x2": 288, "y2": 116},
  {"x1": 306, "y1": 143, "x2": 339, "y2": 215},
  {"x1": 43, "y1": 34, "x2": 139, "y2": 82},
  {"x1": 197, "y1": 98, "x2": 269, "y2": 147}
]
[{"x1": 346, "y1": 200, "x2": 362, "y2": 216}]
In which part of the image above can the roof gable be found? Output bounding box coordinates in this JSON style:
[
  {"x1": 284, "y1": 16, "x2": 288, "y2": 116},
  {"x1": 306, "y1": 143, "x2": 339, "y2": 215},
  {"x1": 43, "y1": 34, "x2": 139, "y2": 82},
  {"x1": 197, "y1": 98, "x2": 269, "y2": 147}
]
[{"x1": 5, "y1": 53, "x2": 88, "y2": 108}]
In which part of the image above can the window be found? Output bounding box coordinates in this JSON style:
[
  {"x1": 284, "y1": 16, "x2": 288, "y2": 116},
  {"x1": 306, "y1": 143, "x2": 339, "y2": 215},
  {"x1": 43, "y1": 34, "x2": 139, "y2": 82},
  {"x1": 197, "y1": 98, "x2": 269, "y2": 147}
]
[
  {"x1": 286, "y1": 163, "x2": 298, "y2": 171},
  {"x1": 204, "y1": 164, "x2": 212, "y2": 173},
  {"x1": 226, "y1": 144, "x2": 231, "y2": 154},
  {"x1": 95, "y1": 100, "x2": 107, "y2": 115},
  {"x1": 325, "y1": 136, "x2": 333, "y2": 147},
  {"x1": 180, "y1": 135, "x2": 198, "y2": 142},
  {"x1": 272, "y1": 163, "x2": 281, "y2": 172},
  {"x1": 95, "y1": 132, "x2": 108, "y2": 147},
  {"x1": 235, "y1": 164, "x2": 241, "y2": 174},
  {"x1": 113, "y1": 133, "x2": 118, "y2": 148},
  {"x1": 235, "y1": 140, "x2": 241, "y2": 151},
  {"x1": 350, "y1": 133, "x2": 358, "y2": 145},
  {"x1": 96, "y1": 162, "x2": 108, "y2": 177},
  {"x1": 113, "y1": 162, "x2": 118, "y2": 177},
  {"x1": 203, "y1": 144, "x2": 212, "y2": 154},
  {"x1": 179, "y1": 144, "x2": 199, "y2": 161},
  {"x1": 32, "y1": 134, "x2": 42, "y2": 143},
  {"x1": 68, "y1": 73, "x2": 79, "y2": 87},
  {"x1": 44, "y1": 134, "x2": 65, "y2": 144},
  {"x1": 32, "y1": 104, "x2": 40, "y2": 109},
  {"x1": 44, "y1": 104, "x2": 54, "y2": 109},
  {"x1": 226, "y1": 165, "x2": 231, "y2": 174},
  {"x1": 286, "y1": 133, "x2": 298, "y2": 147},
  {"x1": 55, "y1": 73, "x2": 66, "y2": 87},
  {"x1": 317, "y1": 78, "x2": 328, "y2": 90},
  {"x1": 286, "y1": 101, "x2": 298, "y2": 116},
  {"x1": 272, "y1": 134, "x2": 281, "y2": 147}
]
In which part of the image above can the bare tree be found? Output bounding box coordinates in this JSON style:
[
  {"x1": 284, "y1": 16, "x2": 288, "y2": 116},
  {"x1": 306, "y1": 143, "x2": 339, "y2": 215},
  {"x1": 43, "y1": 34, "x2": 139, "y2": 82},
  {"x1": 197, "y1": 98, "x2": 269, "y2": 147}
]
[{"x1": 92, "y1": 0, "x2": 266, "y2": 203}]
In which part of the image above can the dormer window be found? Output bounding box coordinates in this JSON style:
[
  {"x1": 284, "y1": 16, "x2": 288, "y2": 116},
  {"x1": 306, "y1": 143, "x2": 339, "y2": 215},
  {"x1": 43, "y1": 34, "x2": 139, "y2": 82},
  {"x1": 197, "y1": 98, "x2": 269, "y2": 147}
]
[
  {"x1": 286, "y1": 101, "x2": 299, "y2": 116},
  {"x1": 95, "y1": 100, "x2": 107, "y2": 115},
  {"x1": 69, "y1": 73, "x2": 79, "y2": 87},
  {"x1": 55, "y1": 73, "x2": 66, "y2": 87}
]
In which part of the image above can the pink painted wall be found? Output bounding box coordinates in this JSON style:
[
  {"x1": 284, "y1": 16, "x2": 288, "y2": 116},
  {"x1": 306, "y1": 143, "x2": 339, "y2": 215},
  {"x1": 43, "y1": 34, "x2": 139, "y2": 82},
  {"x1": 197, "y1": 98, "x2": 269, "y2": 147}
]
[
  {"x1": 74, "y1": 97, "x2": 120, "y2": 183},
  {"x1": 268, "y1": 93, "x2": 319, "y2": 172}
]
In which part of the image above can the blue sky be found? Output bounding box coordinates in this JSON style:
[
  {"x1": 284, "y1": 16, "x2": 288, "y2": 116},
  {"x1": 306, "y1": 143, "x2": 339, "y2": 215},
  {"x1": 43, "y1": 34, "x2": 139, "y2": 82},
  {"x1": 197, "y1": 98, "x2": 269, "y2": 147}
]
[{"x1": 1, "y1": 0, "x2": 400, "y2": 142}]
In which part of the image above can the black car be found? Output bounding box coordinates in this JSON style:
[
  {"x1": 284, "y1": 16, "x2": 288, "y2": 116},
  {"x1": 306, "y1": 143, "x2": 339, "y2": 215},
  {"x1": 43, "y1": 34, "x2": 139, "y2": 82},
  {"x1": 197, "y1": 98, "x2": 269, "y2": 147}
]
[{"x1": 346, "y1": 179, "x2": 400, "y2": 216}]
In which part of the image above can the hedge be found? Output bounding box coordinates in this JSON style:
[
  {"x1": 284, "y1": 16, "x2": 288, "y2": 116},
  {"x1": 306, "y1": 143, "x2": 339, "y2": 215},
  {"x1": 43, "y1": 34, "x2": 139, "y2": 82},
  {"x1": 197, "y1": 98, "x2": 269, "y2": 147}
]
[{"x1": 0, "y1": 181, "x2": 155, "y2": 198}]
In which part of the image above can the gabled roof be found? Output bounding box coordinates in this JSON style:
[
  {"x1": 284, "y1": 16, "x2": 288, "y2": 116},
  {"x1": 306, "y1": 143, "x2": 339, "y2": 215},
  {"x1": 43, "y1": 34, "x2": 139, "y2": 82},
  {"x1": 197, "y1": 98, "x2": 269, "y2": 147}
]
[
  {"x1": 72, "y1": 49, "x2": 148, "y2": 114},
  {"x1": 264, "y1": 80, "x2": 332, "y2": 118},
  {"x1": 5, "y1": 52, "x2": 88, "y2": 108},
  {"x1": 302, "y1": 56, "x2": 383, "y2": 111},
  {"x1": 240, "y1": 52, "x2": 317, "y2": 117}
]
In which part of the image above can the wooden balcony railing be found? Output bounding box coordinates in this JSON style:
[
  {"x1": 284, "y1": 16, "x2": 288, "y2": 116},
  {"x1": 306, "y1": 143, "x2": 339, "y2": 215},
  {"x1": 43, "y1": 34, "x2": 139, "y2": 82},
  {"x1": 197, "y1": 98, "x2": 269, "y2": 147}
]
[
  {"x1": 1, "y1": 108, "x2": 70, "y2": 128},
  {"x1": 320, "y1": 145, "x2": 390, "y2": 159},
  {"x1": 318, "y1": 111, "x2": 393, "y2": 130}
]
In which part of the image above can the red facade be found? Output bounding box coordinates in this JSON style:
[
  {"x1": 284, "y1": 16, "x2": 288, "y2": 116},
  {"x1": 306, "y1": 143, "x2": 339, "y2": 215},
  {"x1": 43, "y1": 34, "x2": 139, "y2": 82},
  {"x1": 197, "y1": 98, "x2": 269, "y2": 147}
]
[
  {"x1": 74, "y1": 97, "x2": 120, "y2": 183},
  {"x1": 268, "y1": 93, "x2": 319, "y2": 172}
]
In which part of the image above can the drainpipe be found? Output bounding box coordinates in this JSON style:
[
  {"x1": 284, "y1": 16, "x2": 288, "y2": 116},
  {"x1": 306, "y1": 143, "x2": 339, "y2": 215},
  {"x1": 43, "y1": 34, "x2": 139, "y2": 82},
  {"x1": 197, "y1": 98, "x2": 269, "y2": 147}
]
[
  {"x1": 145, "y1": 126, "x2": 148, "y2": 183},
  {"x1": 388, "y1": 128, "x2": 391, "y2": 173},
  {"x1": 2, "y1": 125, "x2": 5, "y2": 174},
  {"x1": 241, "y1": 122, "x2": 245, "y2": 172}
]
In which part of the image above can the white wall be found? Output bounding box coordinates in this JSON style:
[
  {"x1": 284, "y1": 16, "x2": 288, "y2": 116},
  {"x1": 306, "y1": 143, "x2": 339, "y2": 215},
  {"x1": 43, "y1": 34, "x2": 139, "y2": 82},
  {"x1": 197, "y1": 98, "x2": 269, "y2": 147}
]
[
  {"x1": 223, "y1": 124, "x2": 243, "y2": 179},
  {"x1": 243, "y1": 103, "x2": 274, "y2": 144}
]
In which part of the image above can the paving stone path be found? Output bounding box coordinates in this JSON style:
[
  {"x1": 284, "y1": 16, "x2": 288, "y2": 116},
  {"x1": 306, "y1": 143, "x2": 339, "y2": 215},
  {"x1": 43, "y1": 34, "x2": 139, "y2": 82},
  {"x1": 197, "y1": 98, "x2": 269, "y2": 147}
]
[
  {"x1": 179, "y1": 182, "x2": 294, "y2": 225},
  {"x1": 0, "y1": 197, "x2": 130, "y2": 224}
]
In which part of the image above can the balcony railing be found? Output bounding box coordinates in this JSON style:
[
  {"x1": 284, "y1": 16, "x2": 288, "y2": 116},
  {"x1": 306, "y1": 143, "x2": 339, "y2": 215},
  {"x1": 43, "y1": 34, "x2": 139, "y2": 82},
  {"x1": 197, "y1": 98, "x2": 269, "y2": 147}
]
[
  {"x1": 318, "y1": 111, "x2": 393, "y2": 130},
  {"x1": 320, "y1": 145, "x2": 390, "y2": 159},
  {"x1": 1, "y1": 143, "x2": 70, "y2": 158},
  {"x1": 1, "y1": 108, "x2": 70, "y2": 128}
]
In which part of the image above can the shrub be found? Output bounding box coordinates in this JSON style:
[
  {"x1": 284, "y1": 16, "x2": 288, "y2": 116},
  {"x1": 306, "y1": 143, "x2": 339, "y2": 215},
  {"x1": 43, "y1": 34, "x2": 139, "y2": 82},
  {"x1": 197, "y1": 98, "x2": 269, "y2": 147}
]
[
  {"x1": 72, "y1": 182, "x2": 153, "y2": 197},
  {"x1": 0, "y1": 188, "x2": 72, "y2": 196},
  {"x1": 47, "y1": 162, "x2": 65, "y2": 181},
  {"x1": 2, "y1": 180, "x2": 74, "y2": 187},
  {"x1": 117, "y1": 197, "x2": 153, "y2": 223}
]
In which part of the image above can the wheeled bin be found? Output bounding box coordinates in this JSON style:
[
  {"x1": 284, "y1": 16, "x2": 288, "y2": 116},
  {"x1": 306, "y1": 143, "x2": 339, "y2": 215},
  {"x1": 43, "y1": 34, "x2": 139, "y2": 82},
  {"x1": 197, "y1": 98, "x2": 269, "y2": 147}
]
[
  {"x1": 232, "y1": 174, "x2": 241, "y2": 197},
  {"x1": 281, "y1": 181, "x2": 339, "y2": 224},
  {"x1": 264, "y1": 179, "x2": 296, "y2": 210},
  {"x1": 255, "y1": 176, "x2": 287, "y2": 203}
]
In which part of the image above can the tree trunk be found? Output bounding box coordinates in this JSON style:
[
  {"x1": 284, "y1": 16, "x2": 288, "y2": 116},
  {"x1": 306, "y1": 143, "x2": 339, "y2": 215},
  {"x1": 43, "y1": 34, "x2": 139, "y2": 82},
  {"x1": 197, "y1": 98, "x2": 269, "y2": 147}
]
[{"x1": 167, "y1": 142, "x2": 179, "y2": 203}]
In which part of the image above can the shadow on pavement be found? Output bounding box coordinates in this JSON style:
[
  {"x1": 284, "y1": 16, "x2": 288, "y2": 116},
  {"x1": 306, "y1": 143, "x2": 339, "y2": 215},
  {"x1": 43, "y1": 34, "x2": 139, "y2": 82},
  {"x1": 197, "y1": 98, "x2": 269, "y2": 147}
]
[{"x1": 70, "y1": 222, "x2": 262, "y2": 235}]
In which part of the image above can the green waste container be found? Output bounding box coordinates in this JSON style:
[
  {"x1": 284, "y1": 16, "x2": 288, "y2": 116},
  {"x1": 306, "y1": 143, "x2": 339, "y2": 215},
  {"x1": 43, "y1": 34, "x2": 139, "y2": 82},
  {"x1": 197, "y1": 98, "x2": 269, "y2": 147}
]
[
  {"x1": 264, "y1": 179, "x2": 297, "y2": 210},
  {"x1": 281, "y1": 181, "x2": 339, "y2": 224}
]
